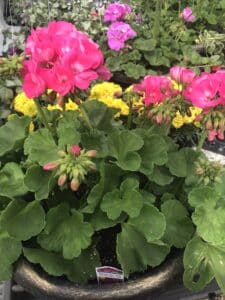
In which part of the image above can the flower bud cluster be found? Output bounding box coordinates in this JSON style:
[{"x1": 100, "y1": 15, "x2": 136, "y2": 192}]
[
  {"x1": 43, "y1": 145, "x2": 97, "y2": 192},
  {"x1": 203, "y1": 110, "x2": 225, "y2": 141},
  {"x1": 195, "y1": 157, "x2": 223, "y2": 186}
]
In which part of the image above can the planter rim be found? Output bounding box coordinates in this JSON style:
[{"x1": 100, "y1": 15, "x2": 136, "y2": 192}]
[{"x1": 13, "y1": 251, "x2": 183, "y2": 300}]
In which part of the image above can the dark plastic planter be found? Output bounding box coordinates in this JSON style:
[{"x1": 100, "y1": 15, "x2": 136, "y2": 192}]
[{"x1": 13, "y1": 252, "x2": 183, "y2": 300}]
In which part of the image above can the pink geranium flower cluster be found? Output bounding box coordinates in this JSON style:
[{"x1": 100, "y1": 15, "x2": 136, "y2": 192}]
[
  {"x1": 104, "y1": 2, "x2": 136, "y2": 51},
  {"x1": 104, "y1": 3, "x2": 132, "y2": 23},
  {"x1": 134, "y1": 75, "x2": 175, "y2": 105},
  {"x1": 170, "y1": 66, "x2": 196, "y2": 85},
  {"x1": 22, "y1": 21, "x2": 111, "y2": 98},
  {"x1": 180, "y1": 7, "x2": 196, "y2": 23}
]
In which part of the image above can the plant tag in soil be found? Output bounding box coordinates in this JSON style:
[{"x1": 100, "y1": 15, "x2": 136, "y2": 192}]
[{"x1": 96, "y1": 266, "x2": 124, "y2": 284}]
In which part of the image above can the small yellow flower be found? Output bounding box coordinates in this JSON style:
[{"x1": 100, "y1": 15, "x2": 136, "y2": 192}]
[
  {"x1": 89, "y1": 82, "x2": 122, "y2": 101},
  {"x1": 65, "y1": 99, "x2": 79, "y2": 111},
  {"x1": 170, "y1": 79, "x2": 183, "y2": 92},
  {"x1": 172, "y1": 111, "x2": 184, "y2": 128},
  {"x1": 110, "y1": 99, "x2": 129, "y2": 116},
  {"x1": 47, "y1": 104, "x2": 63, "y2": 111},
  {"x1": 14, "y1": 92, "x2": 37, "y2": 117}
]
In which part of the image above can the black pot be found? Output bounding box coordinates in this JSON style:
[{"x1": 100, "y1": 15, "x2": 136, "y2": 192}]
[{"x1": 13, "y1": 252, "x2": 183, "y2": 300}]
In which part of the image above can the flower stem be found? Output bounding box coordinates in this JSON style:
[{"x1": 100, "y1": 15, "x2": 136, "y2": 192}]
[
  {"x1": 153, "y1": 0, "x2": 162, "y2": 42},
  {"x1": 35, "y1": 98, "x2": 52, "y2": 133},
  {"x1": 197, "y1": 130, "x2": 207, "y2": 151}
]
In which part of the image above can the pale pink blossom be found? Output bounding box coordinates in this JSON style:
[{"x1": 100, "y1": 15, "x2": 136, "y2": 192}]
[
  {"x1": 170, "y1": 66, "x2": 196, "y2": 84},
  {"x1": 180, "y1": 7, "x2": 196, "y2": 22}
]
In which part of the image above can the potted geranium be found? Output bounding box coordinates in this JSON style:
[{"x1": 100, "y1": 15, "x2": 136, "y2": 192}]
[{"x1": 0, "y1": 20, "x2": 225, "y2": 300}]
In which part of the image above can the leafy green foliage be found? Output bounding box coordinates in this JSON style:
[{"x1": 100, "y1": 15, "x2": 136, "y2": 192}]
[
  {"x1": 108, "y1": 130, "x2": 144, "y2": 171},
  {"x1": 183, "y1": 236, "x2": 225, "y2": 293},
  {"x1": 0, "y1": 163, "x2": 28, "y2": 198},
  {"x1": 24, "y1": 166, "x2": 56, "y2": 201},
  {"x1": 38, "y1": 203, "x2": 93, "y2": 259},
  {"x1": 101, "y1": 178, "x2": 143, "y2": 220},
  {"x1": 117, "y1": 223, "x2": 170, "y2": 277},
  {"x1": 161, "y1": 200, "x2": 194, "y2": 248},
  {"x1": 188, "y1": 187, "x2": 225, "y2": 245},
  {"x1": 139, "y1": 134, "x2": 168, "y2": 175},
  {"x1": 128, "y1": 204, "x2": 166, "y2": 242},
  {"x1": 23, "y1": 247, "x2": 100, "y2": 283},
  {"x1": 0, "y1": 116, "x2": 30, "y2": 156},
  {"x1": 0, "y1": 229, "x2": 22, "y2": 280},
  {"x1": 24, "y1": 128, "x2": 59, "y2": 165},
  {"x1": 0, "y1": 200, "x2": 45, "y2": 241},
  {"x1": 80, "y1": 100, "x2": 118, "y2": 132},
  {"x1": 57, "y1": 111, "x2": 80, "y2": 148}
]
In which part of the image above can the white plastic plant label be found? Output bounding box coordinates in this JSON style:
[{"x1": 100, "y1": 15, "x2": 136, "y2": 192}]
[{"x1": 96, "y1": 266, "x2": 124, "y2": 284}]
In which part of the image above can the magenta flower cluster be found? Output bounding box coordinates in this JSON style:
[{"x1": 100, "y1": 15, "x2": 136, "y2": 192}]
[
  {"x1": 180, "y1": 7, "x2": 196, "y2": 22},
  {"x1": 104, "y1": 2, "x2": 136, "y2": 51},
  {"x1": 22, "y1": 21, "x2": 111, "y2": 98}
]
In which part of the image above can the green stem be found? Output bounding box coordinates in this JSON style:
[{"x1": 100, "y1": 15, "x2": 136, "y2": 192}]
[
  {"x1": 197, "y1": 130, "x2": 207, "y2": 151},
  {"x1": 178, "y1": 0, "x2": 181, "y2": 14},
  {"x1": 35, "y1": 98, "x2": 52, "y2": 133},
  {"x1": 79, "y1": 107, "x2": 93, "y2": 131},
  {"x1": 127, "y1": 100, "x2": 133, "y2": 129}
]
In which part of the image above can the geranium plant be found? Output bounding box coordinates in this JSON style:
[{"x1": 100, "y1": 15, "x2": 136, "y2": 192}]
[{"x1": 0, "y1": 20, "x2": 225, "y2": 295}]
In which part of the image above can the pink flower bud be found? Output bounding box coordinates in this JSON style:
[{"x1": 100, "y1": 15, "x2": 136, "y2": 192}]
[
  {"x1": 217, "y1": 130, "x2": 224, "y2": 140},
  {"x1": 156, "y1": 114, "x2": 163, "y2": 124},
  {"x1": 207, "y1": 129, "x2": 217, "y2": 142},
  {"x1": 70, "y1": 145, "x2": 81, "y2": 156},
  {"x1": 86, "y1": 150, "x2": 97, "y2": 158},
  {"x1": 43, "y1": 161, "x2": 59, "y2": 171},
  {"x1": 58, "y1": 174, "x2": 67, "y2": 186},
  {"x1": 70, "y1": 179, "x2": 80, "y2": 191}
]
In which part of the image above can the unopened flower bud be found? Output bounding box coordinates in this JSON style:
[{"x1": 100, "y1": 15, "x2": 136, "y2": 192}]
[
  {"x1": 43, "y1": 161, "x2": 59, "y2": 171},
  {"x1": 70, "y1": 179, "x2": 80, "y2": 191},
  {"x1": 58, "y1": 174, "x2": 67, "y2": 187},
  {"x1": 196, "y1": 167, "x2": 204, "y2": 175},
  {"x1": 156, "y1": 113, "x2": 163, "y2": 124},
  {"x1": 205, "y1": 119, "x2": 213, "y2": 130},
  {"x1": 217, "y1": 129, "x2": 224, "y2": 140},
  {"x1": 70, "y1": 145, "x2": 81, "y2": 156},
  {"x1": 86, "y1": 150, "x2": 97, "y2": 158},
  {"x1": 58, "y1": 150, "x2": 66, "y2": 157}
]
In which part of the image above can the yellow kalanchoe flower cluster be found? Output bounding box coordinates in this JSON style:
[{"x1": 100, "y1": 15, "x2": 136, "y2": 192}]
[
  {"x1": 47, "y1": 99, "x2": 79, "y2": 111},
  {"x1": 172, "y1": 107, "x2": 202, "y2": 129},
  {"x1": 89, "y1": 82, "x2": 129, "y2": 116},
  {"x1": 14, "y1": 92, "x2": 37, "y2": 117}
]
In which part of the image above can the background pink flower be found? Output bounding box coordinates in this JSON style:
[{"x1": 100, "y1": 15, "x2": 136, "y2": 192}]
[
  {"x1": 170, "y1": 66, "x2": 196, "y2": 84},
  {"x1": 104, "y1": 3, "x2": 132, "y2": 23},
  {"x1": 180, "y1": 7, "x2": 196, "y2": 22},
  {"x1": 107, "y1": 22, "x2": 136, "y2": 51}
]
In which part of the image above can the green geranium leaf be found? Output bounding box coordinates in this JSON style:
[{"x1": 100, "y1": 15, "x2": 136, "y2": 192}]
[
  {"x1": 168, "y1": 148, "x2": 199, "y2": 178},
  {"x1": 38, "y1": 203, "x2": 93, "y2": 259},
  {"x1": 188, "y1": 187, "x2": 225, "y2": 245},
  {"x1": 139, "y1": 134, "x2": 168, "y2": 175},
  {"x1": 80, "y1": 100, "x2": 118, "y2": 132},
  {"x1": 161, "y1": 200, "x2": 194, "y2": 248},
  {"x1": 0, "y1": 163, "x2": 28, "y2": 198},
  {"x1": 128, "y1": 204, "x2": 166, "y2": 242},
  {"x1": 57, "y1": 111, "x2": 80, "y2": 148},
  {"x1": 24, "y1": 128, "x2": 59, "y2": 165},
  {"x1": 0, "y1": 200, "x2": 45, "y2": 241},
  {"x1": 24, "y1": 247, "x2": 100, "y2": 284},
  {"x1": 149, "y1": 166, "x2": 174, "y2": 186},
  {"x1": 101, "y1": 178, "x2": 143, "y2": 220},
  {"x1": 82, "y1": 163, "x2": 122, "y2": 214},
  {"x1": 81, "y1": 131, "x2": 108, "y2": 158},
  {"x1": 117, "y1": 224, "x2": 170, "y2": 277},
  {"x1": 183, "y1": 237, "x2": 214, "y2": 291},
  {"x1": 140, "y1": 190, "x2": 155, "y2": 204},
  {"x1": 108, "y1": 130, "x2": 143, "y2": 171},
  {"x1": 106, "y1": 57, "x2": 121, "y2": 72},
  {"x1": 0, "y1": 196, "x2": 11, "y2": 211},
  {"x1": 122, "y1": 63, "x2": 146, "y2": 79},
  {"x1": 133, "y1": 38, "x2": 157, "y2": 51},
  {"x1": 24, "y1": 165, "x2": 56, "y2": 201},
  {"x1": 89, "y1": 208, "x2": 125, "y2": 231},
  {"x1": 0, "y1": 229, "x2": 22, "y2": 280},
  {"x1": 0, "y1": 115, "x2": 30, "y2": 157}
]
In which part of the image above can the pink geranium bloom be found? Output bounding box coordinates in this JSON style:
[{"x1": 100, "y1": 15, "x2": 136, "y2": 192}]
[
  {"x1": 184, "y1": 73, "x2": 225, "y2": 109},
  {"x1": 107, "y1": 22, "x2": 136, "y2": 51},
  {"x1": 134, "y1": 75, "x2": 173, "y2": 105},
  {"x1": 104, "y1": 3, "x2": 132, "y2": 23},
  {"x1": 22, "y1": 21, "x2": 109, "y2": 98},
  {"x1": 170, "y1": 66, "x2": 196, "y2": 84},
  {"x1": 70, "y1": 145, "x2": 81, "y2": 156},
  {"x1": 180, "y1": 7, "x2": 196, "y2": 22}
]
